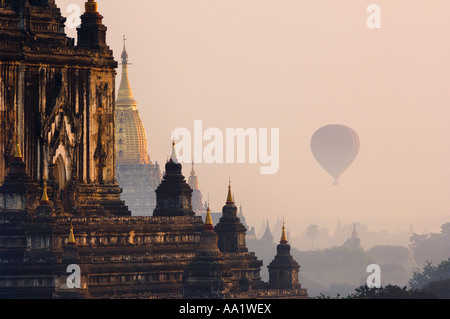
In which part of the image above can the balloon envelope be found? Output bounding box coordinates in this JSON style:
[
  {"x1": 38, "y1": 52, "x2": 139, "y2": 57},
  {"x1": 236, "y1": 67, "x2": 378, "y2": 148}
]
[{"x1": 310, "y1": 125, "x2": 360, "y2": 185}]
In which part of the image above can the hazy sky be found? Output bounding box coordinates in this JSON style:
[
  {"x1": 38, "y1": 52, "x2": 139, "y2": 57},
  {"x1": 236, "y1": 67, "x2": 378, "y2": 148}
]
[{"x1": 58, "y1": 0, "x2": 450, "y2": 236}]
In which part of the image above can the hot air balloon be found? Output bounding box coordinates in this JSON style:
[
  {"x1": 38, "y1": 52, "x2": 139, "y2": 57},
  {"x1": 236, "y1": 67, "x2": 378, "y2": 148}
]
[{"x1": 310, "y1": 125, "x2": 360, "y2": 185}]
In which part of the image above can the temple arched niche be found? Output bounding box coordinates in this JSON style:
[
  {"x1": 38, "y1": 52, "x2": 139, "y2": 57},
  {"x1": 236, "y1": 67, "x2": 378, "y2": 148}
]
[{"x1": 51, "y1": 145, "x2": 71, "y2": 209}]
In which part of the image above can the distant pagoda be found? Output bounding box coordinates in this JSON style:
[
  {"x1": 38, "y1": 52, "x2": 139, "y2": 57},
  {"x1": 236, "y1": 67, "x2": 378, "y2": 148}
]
[
  {"x1": 115, "y1": 37, "x2": 162, "y2": 216},
  {"x1": 187, "y1": 162, "x2": 206, "y2": 214},
  {"x1": 342, "y1": 224, "x2": 362, "y2": 249},
  {"x1": 261, "y1": 220, "x2": 274, "y2": 244}
]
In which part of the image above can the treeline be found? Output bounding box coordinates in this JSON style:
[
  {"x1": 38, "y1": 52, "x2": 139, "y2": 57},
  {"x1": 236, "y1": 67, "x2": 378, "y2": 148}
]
[
  {"x1": 317, "y1": 258, "x2": 450, "y2": 299},
  {"x1": 246, "y1": 222, "x2": 450, "y2": 298}
]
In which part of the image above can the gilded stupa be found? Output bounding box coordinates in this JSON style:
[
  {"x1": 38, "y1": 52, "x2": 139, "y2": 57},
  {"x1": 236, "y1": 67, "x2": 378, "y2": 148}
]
[
  {"x1": 115, "y1": 37, "x2": 162, "y2": 216},
  {"x1": 116, "y1": 36, "x2": 150, "y2": 164}
]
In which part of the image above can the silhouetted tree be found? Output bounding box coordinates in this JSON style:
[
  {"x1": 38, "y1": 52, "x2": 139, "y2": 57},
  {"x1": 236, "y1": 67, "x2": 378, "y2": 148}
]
[
  {"x1": 347, "y1": 284, "x2": 434, "y2": 299},
  {"x1": 441, "y1": 223, "x2": 450, "y2": 237},
  {"x1": 409, "y1": 258, "x2": 450, "y2": 289},
  {"x1": 421, "y1": 279, "x2": 450, "y2": 299}
]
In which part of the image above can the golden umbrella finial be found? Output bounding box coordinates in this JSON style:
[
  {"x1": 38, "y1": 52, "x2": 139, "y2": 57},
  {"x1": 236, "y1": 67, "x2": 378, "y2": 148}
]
[
  {"x1": 85, "y1": 0, "x2": 98, "y2": 13},
  {"x1": 170, "y1": 139, "x2": 179, "y2": 163},
  {"x1": 41, "y1": 181, "x2": 50, "y2": 203},
  {"x1": 68, "y1": 222, "x2": 76, "y2": 245},
  {"x1": 14, "y1": 142, "x2": 22, "y2": 160},
  {"x1": 204, "y1": 196, "x2": 214, "y2": 230},
  {"x1": 280, "y1": 217, "x2": 288, "y2": 244},
  {"x1": 226, "y1": 178, "x2": 234, "y2": 204},
  {"x1": 14, "y1": 130, "x2": 22, "y2": 160}
]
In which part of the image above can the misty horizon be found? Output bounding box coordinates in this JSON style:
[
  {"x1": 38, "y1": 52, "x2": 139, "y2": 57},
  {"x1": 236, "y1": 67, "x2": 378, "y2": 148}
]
[{"x1": 58, "y1": 0, "x2": 450, "y2": 236}]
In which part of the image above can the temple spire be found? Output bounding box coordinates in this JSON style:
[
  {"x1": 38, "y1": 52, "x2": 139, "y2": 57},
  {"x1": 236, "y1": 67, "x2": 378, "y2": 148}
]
[
  {"x1": 14, "y1": 141, "x2": 22, "y2": 160},
  {"x1": 41, "y1": 181, "x2": 50, "y2": 204},
  {"x1": 14, "y1": 128, "x2": 22, "y2": 160},
  {"x1": 226, "y1": 179, "x2": 234, "y2": 204},
  {"x1": 121, "y1": 35, "x2": 128, "y2": 65},
  {"x1": 188, "y1": 160, "x2": 199, "y2": 189},
  {"x1": 68, "y1": 223, "x2": 76, "y2": 245},
  {"x1": 204, "y1": 200, "x2": 214, "y2": 230},
  {"x1": 280, "y1": 218, "x2": 288, "y2": 244},
  {"x1": 352, "y1": 223, "x2": 358, "y2": 238},
  {"x1": 170, "y1": 140, "x2": 179, "y2": 164},
  {"x1": 116, "y1": 34, "x2": 137, "y2": 109}
]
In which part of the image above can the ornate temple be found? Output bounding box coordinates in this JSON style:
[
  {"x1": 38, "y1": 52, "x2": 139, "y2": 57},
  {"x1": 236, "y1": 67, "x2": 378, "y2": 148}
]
[
  {"x1": 0, "y1": 0, "x2": 307, "y2": 299},
  {"x1": 115, "y1": 37, "x2": 161, "y2": 216},
  {"x1": 0, "y1": 0, "x2": 129, "y2": 216}
]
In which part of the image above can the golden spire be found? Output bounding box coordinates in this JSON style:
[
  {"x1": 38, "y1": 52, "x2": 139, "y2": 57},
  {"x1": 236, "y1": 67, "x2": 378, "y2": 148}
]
[
  {"x1": 14, "y1": 128, "x2": 22, "y2": 160},
  {"x1": 85, "y1": 0, "x2": 98, "y2": 13},
  {"x1": 115, "y1": 37, "x2": 151, "y2": 165},
  {"x1": 204, "y1": 199, "x2": 214, "y2": 230},
  {"x1": 116, "y1": 34, "x2": 137, "y2": 109},
  {"x1": 41, "y1": 181, "x2": 50, "y2": 203},
  {"x1": 280, "y1": 218, "x2": 288, "y2": 244},
  {"x1": 68, "y1": 222, "x2": 76, "y2": 245},
  {"x1": 226, "y1": 178, "x2": 234, "y2": 204},
  {"x1": 14, "y1": 141, "x2": 22, "y2": 159}
]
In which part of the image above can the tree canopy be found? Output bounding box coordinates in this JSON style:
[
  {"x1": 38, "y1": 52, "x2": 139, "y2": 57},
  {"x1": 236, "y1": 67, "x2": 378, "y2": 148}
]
[
  {"x1": 410, "y1": 223, "x2": 450, "y2": 267},
  {"x1": 346, "y1": 284, "x2": 435, "y2": 299},
  {"x1": 409, "y1": 258, "x2": 450, "y2": 290}
]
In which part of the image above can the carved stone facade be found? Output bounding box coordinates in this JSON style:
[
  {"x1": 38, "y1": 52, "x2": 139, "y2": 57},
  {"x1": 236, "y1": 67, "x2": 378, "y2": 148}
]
[{"x1": 0, "y1": 0, "x2": 128, "y2": 216}]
